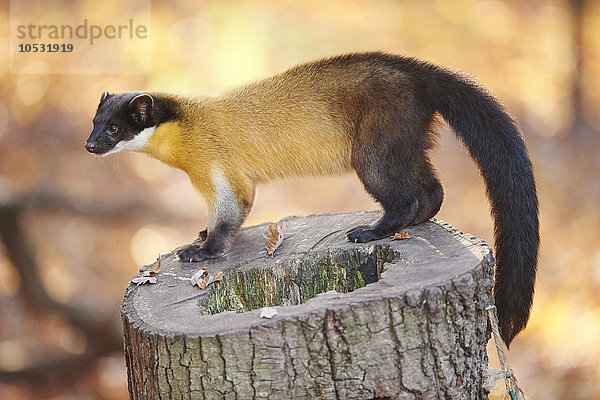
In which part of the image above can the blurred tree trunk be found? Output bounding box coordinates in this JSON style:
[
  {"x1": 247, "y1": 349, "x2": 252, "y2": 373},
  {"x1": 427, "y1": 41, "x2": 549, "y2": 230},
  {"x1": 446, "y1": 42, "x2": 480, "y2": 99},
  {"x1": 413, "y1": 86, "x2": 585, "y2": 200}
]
[{"x1": 569, "y1": 0, "x2": 596, "y2": 140}]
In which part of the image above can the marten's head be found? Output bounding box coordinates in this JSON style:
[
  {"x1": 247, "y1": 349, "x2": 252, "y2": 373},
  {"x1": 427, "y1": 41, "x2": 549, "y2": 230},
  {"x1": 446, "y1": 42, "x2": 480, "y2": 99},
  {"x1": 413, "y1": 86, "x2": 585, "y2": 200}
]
[{"x1": 85, "y1": 91, "x2": 160, "y2": 156}]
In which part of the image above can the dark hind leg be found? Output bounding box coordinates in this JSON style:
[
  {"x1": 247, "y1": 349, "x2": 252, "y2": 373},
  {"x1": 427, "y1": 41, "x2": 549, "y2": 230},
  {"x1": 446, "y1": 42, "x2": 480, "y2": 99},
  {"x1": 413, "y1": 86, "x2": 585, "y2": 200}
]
[
  {"x1": 347, "y1": 157, "x2": 444, "y2": 243},
  {"x1": 346, "y1": 168, "x2": 420, "y2": 242},
  {"x1": 411, "y1": 160, "x2": 444, "y2": 225},
  {"x1": 347, "y1": 161, "x2": 444, "y2": 243},
  {"x1": 346, "y1": 136, "x2": 424, "y2": 242},
  {"x1": 346, "y1": 85, "x2": 440, "y2": 242},
  {"x1": 346, "y1": 119, "x2": 442, "y2": 242}
]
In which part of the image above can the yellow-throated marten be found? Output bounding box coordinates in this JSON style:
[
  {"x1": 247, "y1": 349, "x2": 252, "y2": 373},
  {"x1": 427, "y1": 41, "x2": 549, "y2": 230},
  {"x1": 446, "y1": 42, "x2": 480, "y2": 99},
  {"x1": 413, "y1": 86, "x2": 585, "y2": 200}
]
[{"x1": 85, "y1": 52, "x2": 539, "y2": 346}]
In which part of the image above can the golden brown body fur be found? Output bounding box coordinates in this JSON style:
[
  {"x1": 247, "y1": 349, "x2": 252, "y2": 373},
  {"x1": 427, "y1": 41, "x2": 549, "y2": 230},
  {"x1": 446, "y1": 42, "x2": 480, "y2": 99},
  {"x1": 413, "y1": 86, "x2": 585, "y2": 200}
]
[{"x1": 144, "y1": 61, "x2": 365, "y2": 212}]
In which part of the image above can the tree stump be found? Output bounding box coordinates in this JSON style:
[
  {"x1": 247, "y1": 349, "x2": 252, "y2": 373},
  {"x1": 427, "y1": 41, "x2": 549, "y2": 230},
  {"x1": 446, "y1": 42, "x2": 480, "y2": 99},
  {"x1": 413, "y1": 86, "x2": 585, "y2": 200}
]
[{"x1": 122, "y1": 211, "x2": 495, "y2": 400}]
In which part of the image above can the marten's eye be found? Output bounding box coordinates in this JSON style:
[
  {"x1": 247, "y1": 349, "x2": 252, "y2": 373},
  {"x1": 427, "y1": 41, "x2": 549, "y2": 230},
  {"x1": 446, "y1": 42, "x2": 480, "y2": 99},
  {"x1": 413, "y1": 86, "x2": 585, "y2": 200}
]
[{"x1": 107, "y1": 125, "x2": 119, "y2": 135}]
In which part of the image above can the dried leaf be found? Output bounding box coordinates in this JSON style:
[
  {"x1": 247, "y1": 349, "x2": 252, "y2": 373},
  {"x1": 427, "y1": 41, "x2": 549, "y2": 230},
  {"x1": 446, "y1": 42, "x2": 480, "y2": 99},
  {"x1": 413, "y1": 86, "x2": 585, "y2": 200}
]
[
  {"x1": 391, "y1": 232, "x2": 411, "y2": 240},
  {"x1": 191, "y1": 268, "x2": 224, "y2": 290},
  {"x1": 131, "y1": 275, "x2": 157, "y2": 286},
  {"x1": 212, "y1": 271, "x2": 224, "y2": 281},
  {"x1": 190, "y1": 268, "x2": 208, "y2": 286},
  {"x1": 265, "y1": 222, "x2": 288, "y2": 256},
  {"x1": 259, "y1": 307, "x2": 279, "y2": 319},
  {"x1": 130, "y1": 254, "x2": 162, "y2": 286},
  {"x1": 148, "y1": 254, "x2": 162, "y2": 274}
]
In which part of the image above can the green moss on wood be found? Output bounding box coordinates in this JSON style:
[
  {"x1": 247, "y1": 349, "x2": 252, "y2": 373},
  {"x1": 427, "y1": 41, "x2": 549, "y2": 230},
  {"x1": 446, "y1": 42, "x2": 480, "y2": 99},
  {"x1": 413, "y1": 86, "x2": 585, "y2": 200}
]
[{"x1": 200, "y1": 245, "x2": 389, "y2": 315}]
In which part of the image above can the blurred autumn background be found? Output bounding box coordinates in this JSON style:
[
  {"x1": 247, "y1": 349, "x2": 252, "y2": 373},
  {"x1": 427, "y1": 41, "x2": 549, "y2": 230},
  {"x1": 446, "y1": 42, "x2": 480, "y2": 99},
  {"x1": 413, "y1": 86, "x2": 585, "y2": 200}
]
[{"x1": 0, "y1": 0, "x2": 599, "y2": 398}]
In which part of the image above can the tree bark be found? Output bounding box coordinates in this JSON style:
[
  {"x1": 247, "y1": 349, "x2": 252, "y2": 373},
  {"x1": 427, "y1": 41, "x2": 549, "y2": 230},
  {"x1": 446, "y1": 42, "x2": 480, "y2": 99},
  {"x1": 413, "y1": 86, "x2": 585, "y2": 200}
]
[{"x1": 122, "y1": 211, "x2": 495, "y2": 399}]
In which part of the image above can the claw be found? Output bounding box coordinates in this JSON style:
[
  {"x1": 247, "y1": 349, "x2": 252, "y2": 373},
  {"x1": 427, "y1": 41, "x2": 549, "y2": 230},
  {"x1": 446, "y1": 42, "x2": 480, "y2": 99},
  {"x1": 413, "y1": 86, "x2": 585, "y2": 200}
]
[
  {"x1": 176, "y1": 243, "x2": 215, "y2": 262},
  {"x1": 346, "y1": 225, "x2": 381, "y2": 243}
]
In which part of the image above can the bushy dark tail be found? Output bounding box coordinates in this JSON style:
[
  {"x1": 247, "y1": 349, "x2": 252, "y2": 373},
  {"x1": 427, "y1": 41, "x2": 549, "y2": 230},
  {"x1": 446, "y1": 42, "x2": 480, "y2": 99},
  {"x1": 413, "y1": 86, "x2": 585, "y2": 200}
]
[{"x1": 430, "y1": 67, "x2": 539, "y2": 347}]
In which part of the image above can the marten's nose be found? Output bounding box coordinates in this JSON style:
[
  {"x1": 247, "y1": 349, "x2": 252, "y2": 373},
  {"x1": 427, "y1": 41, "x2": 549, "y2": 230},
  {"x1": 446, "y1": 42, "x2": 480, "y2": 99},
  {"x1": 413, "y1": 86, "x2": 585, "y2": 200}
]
[{"x1": 85, "y1": 141, "x2": 96, "y2": 152}]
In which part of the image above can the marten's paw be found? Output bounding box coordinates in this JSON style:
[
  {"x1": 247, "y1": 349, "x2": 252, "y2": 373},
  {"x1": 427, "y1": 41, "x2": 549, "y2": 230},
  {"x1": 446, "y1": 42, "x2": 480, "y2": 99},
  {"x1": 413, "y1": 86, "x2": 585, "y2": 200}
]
[
  {"x1": 345, "y1": 226, "x2": 379, "y2": 243},
  {"x1": 176, "y1": 244, "x2": 213, "y2": 262}
]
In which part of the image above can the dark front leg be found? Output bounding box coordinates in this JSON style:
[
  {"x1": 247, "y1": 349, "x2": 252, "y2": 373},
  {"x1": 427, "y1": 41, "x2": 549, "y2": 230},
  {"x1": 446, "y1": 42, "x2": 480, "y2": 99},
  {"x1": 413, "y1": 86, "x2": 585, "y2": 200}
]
[
  {"x1": 177, "y1": 172, "x2": 255, "y2": 262},
  {"x1": 177, "y1": 220, "x2": 240, "y2": 262}
]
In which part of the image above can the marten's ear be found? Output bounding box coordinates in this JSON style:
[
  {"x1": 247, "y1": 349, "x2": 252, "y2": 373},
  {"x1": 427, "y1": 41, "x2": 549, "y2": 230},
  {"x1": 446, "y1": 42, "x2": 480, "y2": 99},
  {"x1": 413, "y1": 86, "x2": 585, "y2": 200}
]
[
  {"x1": 99, "y1": 91, "x2": 109, "y2": 106},
  {"x1": 129, "y1": 94, "x2": 154, "y2": 124}
]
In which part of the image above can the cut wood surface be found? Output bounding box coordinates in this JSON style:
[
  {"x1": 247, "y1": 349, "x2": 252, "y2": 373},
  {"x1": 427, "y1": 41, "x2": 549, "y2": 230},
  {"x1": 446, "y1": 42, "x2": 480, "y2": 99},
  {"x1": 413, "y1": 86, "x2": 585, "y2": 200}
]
[{"x1": 122, "y1": 211, "x2": 495, "y2": 399}]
